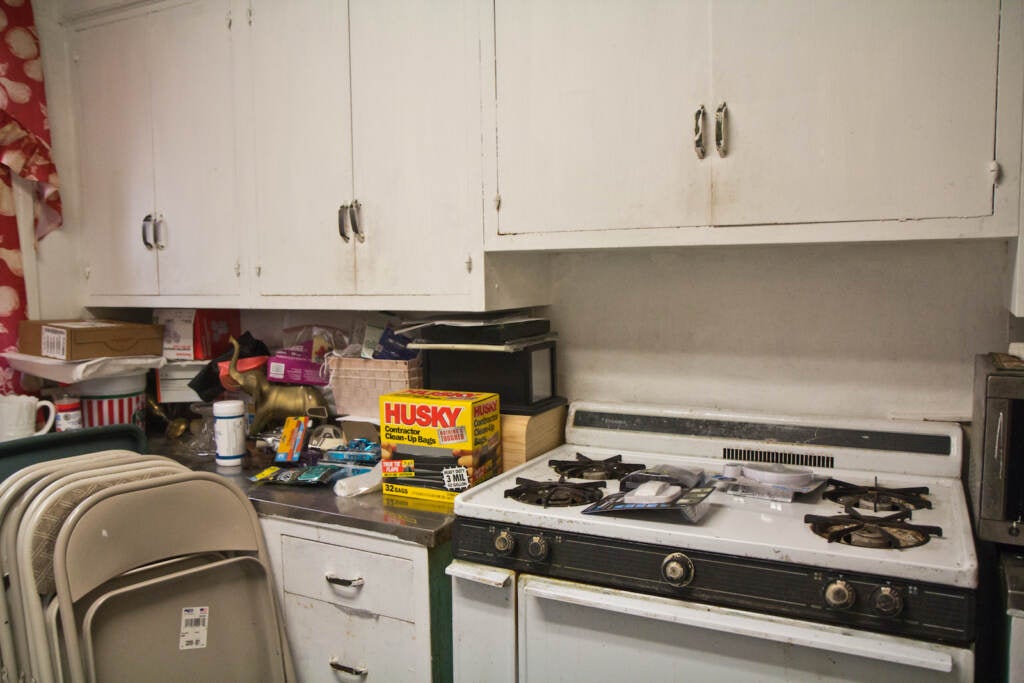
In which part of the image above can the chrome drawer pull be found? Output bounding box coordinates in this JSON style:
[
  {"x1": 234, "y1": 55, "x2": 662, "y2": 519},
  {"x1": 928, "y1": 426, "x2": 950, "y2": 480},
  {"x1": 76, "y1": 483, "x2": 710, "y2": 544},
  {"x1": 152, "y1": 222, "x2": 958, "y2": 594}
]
[
  {"x1": 329, "y1": 657, "x2": 368, "y2": 676},
  {"x1": 325, "y1": 573, "x2": 365, "y2": 588}
]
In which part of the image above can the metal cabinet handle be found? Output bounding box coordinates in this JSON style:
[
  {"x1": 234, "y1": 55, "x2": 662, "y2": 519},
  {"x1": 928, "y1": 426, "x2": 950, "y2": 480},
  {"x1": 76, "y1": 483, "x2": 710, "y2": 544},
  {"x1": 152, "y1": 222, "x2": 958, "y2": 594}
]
[
  {"x1": 154, "y1": 214, "x2": 166, "y2": 250},
  {"x1": 325, "y1": 573, "x2": 364, "y2": 588},
  {"x1": 349, "y1": 199, "x2": 364, "y2": 242},
  {"x1": 694, "y1": 105, "x2": 706, "y2": 159},
  {"x1": 141, "y1": 214, "x2": 154, "y2": 250},
  {"x1": 329, "y1": 658, "x2": 368, "y2": 676},
  {"x1": 338, "y1": 203, "x2": 351, "y2": 242},
  {"x1": 715, "y1": 102, "x2": 728, "y2": 157}
]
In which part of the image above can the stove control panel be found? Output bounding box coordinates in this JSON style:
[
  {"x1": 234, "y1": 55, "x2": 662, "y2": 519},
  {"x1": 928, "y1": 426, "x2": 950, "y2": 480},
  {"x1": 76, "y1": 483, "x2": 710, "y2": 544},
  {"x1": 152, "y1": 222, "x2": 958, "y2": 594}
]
[
  {"x1": 823, "y1": 579, "x2": 856, "y2": 609},
  {"x1": 453, "y1": 518, "x2": 975, "y2": 644}
]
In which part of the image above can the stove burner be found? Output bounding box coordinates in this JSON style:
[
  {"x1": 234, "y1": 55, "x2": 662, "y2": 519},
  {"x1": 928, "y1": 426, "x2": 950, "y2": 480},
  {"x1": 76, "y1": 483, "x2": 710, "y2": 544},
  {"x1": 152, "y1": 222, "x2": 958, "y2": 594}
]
[
  {"x1": 504, "y1": 477, "x2": 605, "y2": 507},
  {"x1": 804, "y1": 507, "x2": 942, "y2": 549},
  {"x1": 548, "y1": 453, "x2": 645, "y2": 480},
  {"x1": 823, "y1": 478, "x2": 931, "y2": 512}
]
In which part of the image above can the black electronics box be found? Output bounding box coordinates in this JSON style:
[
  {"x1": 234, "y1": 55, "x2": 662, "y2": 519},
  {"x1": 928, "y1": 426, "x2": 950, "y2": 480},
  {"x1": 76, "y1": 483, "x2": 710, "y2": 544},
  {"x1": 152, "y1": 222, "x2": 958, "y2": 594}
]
[{"x1": 424, "y1": 341, "x2": 556, "y2": 412}]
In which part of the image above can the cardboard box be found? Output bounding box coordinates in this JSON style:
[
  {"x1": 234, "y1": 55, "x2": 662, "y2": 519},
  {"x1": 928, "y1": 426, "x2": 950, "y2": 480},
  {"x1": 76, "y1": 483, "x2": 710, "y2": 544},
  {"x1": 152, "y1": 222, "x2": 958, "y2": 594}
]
[
  {"x1": 18, "y1": 320, "x2": 164, "y2": 361},
  {"x1": 267, "y1": 341, "x2": 329, "y2": 386},
  {"x1": 154, "y1": 309, "x2": 240, "y2": 360},
  {"x1": 155, "y1": 360, "x2": 206, "y2": 403},
  {"x1": 380, "y1": 389, "x2": 501, "y2": 502}
]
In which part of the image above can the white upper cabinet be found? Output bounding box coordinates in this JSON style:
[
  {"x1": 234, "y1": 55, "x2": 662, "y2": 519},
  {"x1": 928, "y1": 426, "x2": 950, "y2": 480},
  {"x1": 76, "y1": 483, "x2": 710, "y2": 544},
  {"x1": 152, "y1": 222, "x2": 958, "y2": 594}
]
[
  {"x1": 67, "y1": 0, "x2": 549, "y2": 310},
  {"x1": 709, "y1": 0, "x2": 999, "y2": 227},
  {"x1": 485, "y1": 0, "x2": 1022, "y2": 250},
  {"x1": 245, "y1": 0, "x2": 547, "y2": 309},
  {"x1": 74, "y1": 0, "x2": 242, "y2": 301},
  {"x1": 348, "y1": 0, "x2": 481, "y2": 298},
  {"x1": 73, "y1": 12, "x2": 157, "y2": 296},
  {"x1": 493, "y1": 0, "x2": 711, "y2": 235},
  {"x1": 250, "y1": 0, "x2": 355, "y2": 297}
]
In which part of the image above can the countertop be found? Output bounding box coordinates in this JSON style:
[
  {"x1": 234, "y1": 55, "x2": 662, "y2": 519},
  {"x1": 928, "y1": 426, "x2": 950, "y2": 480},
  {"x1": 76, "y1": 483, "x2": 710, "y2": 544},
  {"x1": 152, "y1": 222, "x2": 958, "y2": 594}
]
[{"x1": 153, "y1": 443, "x2": 456, "y2": 548}]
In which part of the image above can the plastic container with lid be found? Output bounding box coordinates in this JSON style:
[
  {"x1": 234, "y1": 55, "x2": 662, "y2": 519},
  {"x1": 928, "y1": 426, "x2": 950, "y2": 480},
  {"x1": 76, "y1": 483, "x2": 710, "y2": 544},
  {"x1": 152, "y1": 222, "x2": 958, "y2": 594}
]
[{"x1": 213, "y1": 399, "x2": 247, "y2": 467}]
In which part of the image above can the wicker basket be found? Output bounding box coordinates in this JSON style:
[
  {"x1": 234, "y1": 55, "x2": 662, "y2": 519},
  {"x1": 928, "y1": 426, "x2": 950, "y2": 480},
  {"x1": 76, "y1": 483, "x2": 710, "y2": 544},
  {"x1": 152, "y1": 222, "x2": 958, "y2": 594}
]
[{"x1": 328, "y1": 355, "x2": 423, "y2": 417}]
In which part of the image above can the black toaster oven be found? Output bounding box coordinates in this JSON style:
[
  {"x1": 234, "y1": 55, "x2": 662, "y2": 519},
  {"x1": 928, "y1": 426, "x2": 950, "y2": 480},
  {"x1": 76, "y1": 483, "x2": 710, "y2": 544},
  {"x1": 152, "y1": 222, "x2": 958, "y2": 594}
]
[{"x1": 969, "y1": 353, "x2": 1024, "y2": 545}]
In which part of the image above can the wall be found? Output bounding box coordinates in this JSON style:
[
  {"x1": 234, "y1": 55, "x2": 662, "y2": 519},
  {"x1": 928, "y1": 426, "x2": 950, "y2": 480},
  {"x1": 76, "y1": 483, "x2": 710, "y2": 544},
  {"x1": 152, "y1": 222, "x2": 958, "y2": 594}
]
[{"x1": 547, "y1": 239, "x2": 1011, "y2": 422}]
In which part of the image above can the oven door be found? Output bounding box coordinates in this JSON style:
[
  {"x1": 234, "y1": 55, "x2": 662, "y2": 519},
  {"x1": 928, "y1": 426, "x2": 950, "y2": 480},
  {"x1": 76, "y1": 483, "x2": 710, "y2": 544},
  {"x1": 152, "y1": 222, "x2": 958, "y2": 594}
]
[{"x1": 517, "y1": 575, "x2": 973, "y2": 683}]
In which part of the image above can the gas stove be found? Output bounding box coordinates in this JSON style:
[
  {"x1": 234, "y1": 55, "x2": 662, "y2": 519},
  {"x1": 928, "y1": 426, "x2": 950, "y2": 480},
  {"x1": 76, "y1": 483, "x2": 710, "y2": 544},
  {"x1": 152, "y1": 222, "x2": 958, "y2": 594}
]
[{"x1": 452, "y1": 402, "x2": 977, "y2": 648}]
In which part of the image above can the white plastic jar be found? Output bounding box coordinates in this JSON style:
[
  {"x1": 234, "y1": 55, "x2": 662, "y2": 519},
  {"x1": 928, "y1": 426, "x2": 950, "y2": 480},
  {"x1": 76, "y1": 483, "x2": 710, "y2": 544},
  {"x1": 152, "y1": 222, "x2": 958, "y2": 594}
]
[{"x1": 213, "y1": 399, "x2": 247, "y2": 467}]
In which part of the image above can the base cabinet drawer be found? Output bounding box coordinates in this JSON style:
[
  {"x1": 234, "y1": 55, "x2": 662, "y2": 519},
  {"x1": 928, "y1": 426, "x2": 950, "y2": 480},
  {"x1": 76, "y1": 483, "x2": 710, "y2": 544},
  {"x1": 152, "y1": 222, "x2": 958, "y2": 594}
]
[
  {"x1": 283, "y1": 593, "x2": 418, "y2": 682},
  {"x1": 281, "y1": 534, "x2": 414, "y2": 621}
]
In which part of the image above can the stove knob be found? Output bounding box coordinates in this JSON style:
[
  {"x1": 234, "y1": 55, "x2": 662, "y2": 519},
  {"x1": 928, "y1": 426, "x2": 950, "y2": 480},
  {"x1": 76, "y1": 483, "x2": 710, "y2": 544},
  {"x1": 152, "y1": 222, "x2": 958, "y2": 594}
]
[
  {"x1": 661, "y1": 553, "x2": 695, "y2": 587},
  {"x1": 823, "y1": 580, "x2": 856, "y2": 609},
  {"x1": 493, "y1": 530, "x2": 516, "y2": 556},
  {"x1": 527, "y1": 535, "x2": 550, "y2": 561},
  {"x1": 871, "y1": 586, "x2": 904, "y2": 617}
]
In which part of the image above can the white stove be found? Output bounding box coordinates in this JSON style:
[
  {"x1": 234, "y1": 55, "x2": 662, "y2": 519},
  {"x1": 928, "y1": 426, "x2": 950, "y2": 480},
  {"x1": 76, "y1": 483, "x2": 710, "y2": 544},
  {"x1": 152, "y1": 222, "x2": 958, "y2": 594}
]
[{"x1": 448, "y1": 402, "x2": 978, "y2": 682}]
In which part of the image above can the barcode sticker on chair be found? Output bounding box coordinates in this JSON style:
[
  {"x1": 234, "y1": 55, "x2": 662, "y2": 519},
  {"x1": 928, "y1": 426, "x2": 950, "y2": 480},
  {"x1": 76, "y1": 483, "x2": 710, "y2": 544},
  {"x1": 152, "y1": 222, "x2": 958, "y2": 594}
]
[{"x1": 179, "y1": 606, "x2": 209, "y2": 650}]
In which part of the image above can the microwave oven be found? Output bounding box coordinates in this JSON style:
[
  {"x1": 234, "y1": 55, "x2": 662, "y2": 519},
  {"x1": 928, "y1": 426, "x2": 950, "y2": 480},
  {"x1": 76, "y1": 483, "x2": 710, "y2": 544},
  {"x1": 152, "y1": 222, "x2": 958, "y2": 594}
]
[{"x1": 969, "y1": 353, "x2": 1024, "y2": 546}]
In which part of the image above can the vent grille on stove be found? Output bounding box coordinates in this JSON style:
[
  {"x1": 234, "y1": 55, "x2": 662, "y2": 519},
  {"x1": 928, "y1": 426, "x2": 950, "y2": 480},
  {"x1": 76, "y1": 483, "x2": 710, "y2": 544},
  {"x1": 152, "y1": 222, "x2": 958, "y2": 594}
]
[{"x1": 723, "y1": 447, "x2": 834, "y2": 469}]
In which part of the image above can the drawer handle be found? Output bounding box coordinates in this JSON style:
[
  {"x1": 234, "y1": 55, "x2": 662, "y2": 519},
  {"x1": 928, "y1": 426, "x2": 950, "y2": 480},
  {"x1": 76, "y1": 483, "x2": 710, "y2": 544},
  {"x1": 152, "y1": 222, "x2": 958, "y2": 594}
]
[
  {"x1": 329, "y1": 657, "x2": 368, "y2": 677},
  {"x1": 325, "y1": 573, "x2": 365, "y2": 588}
]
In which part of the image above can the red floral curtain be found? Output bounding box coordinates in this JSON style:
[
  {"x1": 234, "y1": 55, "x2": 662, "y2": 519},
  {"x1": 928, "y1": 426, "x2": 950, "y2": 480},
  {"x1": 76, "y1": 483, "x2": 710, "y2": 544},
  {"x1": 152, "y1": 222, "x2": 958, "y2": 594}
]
[{"x1": 0, "y1": 0, "x2": 61, "y2": 394}]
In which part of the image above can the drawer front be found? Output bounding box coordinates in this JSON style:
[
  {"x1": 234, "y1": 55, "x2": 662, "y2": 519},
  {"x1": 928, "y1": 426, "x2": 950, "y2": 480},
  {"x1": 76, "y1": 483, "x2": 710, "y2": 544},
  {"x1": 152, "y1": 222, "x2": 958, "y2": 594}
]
[
  {"x1": 283, "y1": 593, "x2": 419, "y2": 683},
  {"x1": 281, "y1": 534, "x2": 414, "y2": 621}
]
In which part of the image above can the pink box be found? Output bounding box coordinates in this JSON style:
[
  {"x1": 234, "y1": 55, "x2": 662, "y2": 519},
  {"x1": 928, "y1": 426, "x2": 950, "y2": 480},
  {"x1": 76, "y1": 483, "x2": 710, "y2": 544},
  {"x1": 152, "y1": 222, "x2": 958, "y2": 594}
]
[{"x1": 266, "y1": 342, "x2": 329, "y2": 386}]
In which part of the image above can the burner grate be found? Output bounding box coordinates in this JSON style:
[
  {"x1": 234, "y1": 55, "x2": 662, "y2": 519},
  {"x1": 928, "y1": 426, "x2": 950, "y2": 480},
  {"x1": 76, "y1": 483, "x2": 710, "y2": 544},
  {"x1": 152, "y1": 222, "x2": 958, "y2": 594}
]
[
  {"x1": 548, "y1": 453, "x2": 645, "y2": 480},
  {"x1": 804, "y1": 507, "x2": 942, "y2": 549},
  {"x1": 504, "y1": 477, "x2": 606, "y2": 507},
  {"x1": 823, "y1": 478, "x2": 931, "y2": 512}
]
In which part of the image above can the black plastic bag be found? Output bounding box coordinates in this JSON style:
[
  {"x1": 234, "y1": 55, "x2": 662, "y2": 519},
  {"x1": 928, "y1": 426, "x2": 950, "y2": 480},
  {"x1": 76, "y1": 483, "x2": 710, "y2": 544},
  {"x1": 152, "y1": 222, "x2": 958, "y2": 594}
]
[{"x1": 187, "y1": 331, "x2": 271, "y2": 402}]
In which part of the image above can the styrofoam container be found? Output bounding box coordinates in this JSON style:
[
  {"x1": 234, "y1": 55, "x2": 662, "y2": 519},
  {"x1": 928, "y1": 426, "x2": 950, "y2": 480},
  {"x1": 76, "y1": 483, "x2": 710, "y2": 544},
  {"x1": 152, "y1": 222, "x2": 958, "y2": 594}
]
[{"x1": 70, "y1": 372, "x2": 147, "y2": 429}]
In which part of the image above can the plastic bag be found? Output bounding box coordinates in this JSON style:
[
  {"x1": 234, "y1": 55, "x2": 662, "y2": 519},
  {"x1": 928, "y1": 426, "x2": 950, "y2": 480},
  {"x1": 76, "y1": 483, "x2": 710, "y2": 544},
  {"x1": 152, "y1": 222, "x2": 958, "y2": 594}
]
[{"x1": 333, "y1": 461, "x2": 382, "y2": 497}]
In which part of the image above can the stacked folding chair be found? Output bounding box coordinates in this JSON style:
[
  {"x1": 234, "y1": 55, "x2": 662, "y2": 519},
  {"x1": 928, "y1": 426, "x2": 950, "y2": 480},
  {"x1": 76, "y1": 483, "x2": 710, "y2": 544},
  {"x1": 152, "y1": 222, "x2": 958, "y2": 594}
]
[{"x1": 0, "y1": 450, "x2": 294, "y2": 683}]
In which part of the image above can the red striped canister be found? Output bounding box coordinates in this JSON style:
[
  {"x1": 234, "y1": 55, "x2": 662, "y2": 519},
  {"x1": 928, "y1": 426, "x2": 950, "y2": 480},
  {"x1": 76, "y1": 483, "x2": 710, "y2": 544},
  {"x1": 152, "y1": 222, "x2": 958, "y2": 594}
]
[{"x1": 71, "y1": 372, "x2": 147, "y2": 429}]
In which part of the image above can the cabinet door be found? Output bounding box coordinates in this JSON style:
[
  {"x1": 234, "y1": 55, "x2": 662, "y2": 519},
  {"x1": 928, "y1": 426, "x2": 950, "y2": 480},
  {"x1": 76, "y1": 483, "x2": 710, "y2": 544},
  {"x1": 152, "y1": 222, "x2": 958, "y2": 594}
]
[
  {"x1": 349, "y1": 0, "x2": 480, "y2": 295},
  {"x1": 149, "y1": 0, "x2": 241, "y2": 296},
  {"x1": 493, "y1": 0, "x2": 711, "y2": 236},
  {"x1": 710, "y1": 0, "x2": 1000, "y2": 226},
  {"x1": 74, "y1": 14, "x2": 159, "y2": 296},
  {"x1": 251, "y1": 0, "x2": 355, "y2": 296}
]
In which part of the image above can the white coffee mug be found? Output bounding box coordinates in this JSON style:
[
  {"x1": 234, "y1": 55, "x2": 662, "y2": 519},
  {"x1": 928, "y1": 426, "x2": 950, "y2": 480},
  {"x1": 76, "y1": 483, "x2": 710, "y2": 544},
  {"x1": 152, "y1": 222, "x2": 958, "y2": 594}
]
[{"x1": 0, "y1": 395, "x2": 56, "y2": 442}]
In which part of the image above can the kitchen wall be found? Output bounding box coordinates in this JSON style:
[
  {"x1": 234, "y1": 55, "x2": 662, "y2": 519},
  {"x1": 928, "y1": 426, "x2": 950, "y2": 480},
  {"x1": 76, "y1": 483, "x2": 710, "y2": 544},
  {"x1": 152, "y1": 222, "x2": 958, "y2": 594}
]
[{"x1": 547, "y1": 239, "x2": 1011, "y2": 422}]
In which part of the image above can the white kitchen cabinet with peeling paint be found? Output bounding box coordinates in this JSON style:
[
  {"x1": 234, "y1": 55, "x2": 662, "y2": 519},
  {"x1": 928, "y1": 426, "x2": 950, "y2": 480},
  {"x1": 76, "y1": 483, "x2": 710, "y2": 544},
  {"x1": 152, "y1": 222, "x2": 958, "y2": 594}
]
[{"x1": 484, "y1": 0, "x2": 1023, "y2": 252}]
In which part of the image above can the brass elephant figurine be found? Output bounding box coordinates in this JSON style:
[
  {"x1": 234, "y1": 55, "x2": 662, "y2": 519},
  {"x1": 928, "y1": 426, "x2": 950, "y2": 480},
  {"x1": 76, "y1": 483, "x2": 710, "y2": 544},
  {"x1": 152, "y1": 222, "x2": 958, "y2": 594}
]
[{"x1": 227, "y1": 336, "x2": 329, "y2": 435}]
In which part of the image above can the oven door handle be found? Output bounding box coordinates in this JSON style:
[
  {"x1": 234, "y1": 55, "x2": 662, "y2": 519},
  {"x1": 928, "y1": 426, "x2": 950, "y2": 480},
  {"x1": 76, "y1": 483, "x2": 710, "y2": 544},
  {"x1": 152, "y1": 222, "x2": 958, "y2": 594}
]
[
  {"x1": 446, "y1": 560, "x2": 513, "y2": 587},
  {"x1": 521, "y1": 576, "x2": 954, "y2": 673}
]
